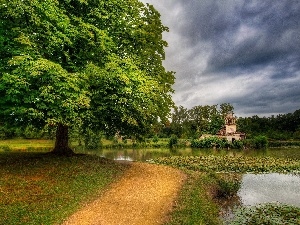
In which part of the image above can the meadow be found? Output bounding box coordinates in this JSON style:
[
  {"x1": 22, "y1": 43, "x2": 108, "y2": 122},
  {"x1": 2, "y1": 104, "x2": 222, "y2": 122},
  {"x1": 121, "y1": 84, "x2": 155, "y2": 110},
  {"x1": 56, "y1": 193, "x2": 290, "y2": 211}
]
[
  {"x1": 1, "y1": 138, "x2": 300, "y2": 224},
  {"x1": 0, "y1": 151, "x2": 128, "y2": 225}
]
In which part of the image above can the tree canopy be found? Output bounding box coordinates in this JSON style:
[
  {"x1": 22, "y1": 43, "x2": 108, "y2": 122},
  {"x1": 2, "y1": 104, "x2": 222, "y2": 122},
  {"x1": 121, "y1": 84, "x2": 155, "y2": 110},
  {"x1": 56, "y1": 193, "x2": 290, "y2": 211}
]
[
  {"x1": 169, "y1": 103, "x2": 234, "y2": 138},
  {"x1": 0, "y1": 0, "x2": 175, "y2": 154}
]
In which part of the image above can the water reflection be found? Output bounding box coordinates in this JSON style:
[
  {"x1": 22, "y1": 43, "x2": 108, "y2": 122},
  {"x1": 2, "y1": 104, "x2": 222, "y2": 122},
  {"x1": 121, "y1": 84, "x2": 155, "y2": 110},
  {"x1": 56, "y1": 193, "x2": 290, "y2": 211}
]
[
  {"x1": 222, "y1": 173, "x2": 300, "y2": 223},
  {"x1": 88, "y1": 147, "x2": 300, "y2": 161},
  {"x1": 238, "y1": 173, "x2": 300, "y2": 207}
]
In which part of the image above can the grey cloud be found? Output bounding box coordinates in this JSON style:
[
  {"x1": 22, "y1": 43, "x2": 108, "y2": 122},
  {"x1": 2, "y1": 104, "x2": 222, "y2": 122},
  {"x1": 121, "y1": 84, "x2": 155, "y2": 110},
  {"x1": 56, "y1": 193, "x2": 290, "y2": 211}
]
[
  {"x1": 207, "y1": 0, "x2": 300, "y2": 73},
  {"x1": 141, "y1": 0, "x2": 300, "y2": 117}
]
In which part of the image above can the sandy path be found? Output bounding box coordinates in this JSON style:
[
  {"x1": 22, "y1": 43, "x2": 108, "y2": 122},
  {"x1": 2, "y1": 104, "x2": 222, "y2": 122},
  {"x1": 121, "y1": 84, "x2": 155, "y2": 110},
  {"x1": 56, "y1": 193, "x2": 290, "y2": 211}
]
[{"x1": 62, "y1": 162, "x2": 186, "y2": 225}]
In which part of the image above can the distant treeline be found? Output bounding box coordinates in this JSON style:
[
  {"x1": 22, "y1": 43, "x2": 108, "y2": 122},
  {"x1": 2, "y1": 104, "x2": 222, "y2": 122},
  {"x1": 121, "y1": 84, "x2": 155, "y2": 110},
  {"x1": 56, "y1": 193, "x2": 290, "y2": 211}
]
[
  {"x1": 155, "y1": 106, "x2": 300, "y2": 141},
  {"x1": 237, "y1": 109, "x2": 300, "y2": 140},
  {"x1": 155, "y1": 103, "x2": 234, "y2": 139},
  {"x1": 1, "y1": 104, "x2": 300, "y2": 142}
]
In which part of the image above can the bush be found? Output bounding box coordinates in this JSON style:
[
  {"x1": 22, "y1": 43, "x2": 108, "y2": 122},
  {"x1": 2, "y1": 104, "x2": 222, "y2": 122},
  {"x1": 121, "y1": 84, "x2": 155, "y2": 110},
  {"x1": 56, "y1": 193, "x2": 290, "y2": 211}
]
[
  {"x1": 191, "y1": 136, "x2": 228, "y2": 149},
  {"x1": 231, "y1": 140, "x2": 244, "y2": 149},
  {"x1": 152, "y1": 135, "x2": 159, "y2": 143},
  {"x1": 268, "y1": 140, "x2": 300, "y2": 147},
  {"x1": 293, "y1": 130, "x2": 300, "y2": 140},
  {"x1": 168, "y1": 134, "x2": 178, "y2": 148},
  {"x1": 0, "y1": 126, "x2": 16, "y2": 140},
  {"x1": 216, "y1": 178, "x2": 240, "y2": 198},
  {"x1": 253, "y1": 135, "x2": 268, "y2": 149},
  {"x1": 23, "y1": 125, "x2": 43, "y2": 139}
]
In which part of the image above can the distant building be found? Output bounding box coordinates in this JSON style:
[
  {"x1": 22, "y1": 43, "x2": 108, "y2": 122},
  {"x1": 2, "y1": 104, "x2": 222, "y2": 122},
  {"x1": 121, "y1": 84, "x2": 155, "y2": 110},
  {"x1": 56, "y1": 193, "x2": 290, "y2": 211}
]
[{"x1": 217, "y1": 112, "x2": 246, "y2": 142}]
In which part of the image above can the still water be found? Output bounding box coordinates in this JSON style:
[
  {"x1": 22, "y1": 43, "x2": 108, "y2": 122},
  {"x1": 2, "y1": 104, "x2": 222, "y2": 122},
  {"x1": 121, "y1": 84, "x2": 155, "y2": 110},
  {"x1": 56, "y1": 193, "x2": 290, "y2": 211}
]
[
  {"x1": 90, "y1": 147, "x2": 300, "y2": 161},
  {"x1": 238, "y1": 173, "x2": 300, "y2": 207}
]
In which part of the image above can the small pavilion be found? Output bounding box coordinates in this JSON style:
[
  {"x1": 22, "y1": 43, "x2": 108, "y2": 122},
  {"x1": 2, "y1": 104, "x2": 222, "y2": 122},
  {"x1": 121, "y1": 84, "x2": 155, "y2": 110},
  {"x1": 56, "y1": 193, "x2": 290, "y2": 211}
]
[{"x1": 217, "y1": 112, "x2": 246, "y2": 142}]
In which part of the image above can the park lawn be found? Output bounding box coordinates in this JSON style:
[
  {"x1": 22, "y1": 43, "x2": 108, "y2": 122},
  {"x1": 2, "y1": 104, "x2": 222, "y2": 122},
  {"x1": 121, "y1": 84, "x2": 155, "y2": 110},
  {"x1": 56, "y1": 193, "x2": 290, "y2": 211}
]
[
  {"x1": 164, "y1": 171, "x2": 222, "y2": 225},
  {"x1": 0, "y1": 139, "x2": 54, "y2": 151},
  {"x1": 0, "y1": 138, "x2": 171, "y2": 153},
  {"x1": 0, "y1": 152, "x2": 129, "y2": 225}
]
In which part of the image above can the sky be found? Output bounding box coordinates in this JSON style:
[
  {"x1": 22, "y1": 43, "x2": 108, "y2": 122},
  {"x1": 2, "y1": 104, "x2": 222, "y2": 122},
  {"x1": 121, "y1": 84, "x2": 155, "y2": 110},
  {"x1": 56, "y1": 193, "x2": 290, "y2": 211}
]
[{"x1": 140, "y1": 0, "x2": 300, "y2": 117}]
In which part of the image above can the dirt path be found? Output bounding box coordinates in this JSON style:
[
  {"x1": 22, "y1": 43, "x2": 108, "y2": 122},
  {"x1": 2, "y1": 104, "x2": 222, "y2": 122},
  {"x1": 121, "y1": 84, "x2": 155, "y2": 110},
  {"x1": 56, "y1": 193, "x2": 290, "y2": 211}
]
[{"x1": 62, "y1": 162, "x2": 186, "y2": 225}]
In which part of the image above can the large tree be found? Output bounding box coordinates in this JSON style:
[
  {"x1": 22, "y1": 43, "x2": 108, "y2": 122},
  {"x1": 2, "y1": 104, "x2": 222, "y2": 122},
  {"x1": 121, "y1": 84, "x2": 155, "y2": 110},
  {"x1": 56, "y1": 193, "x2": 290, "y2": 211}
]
[{"x1": 0, "y1": 0, "x2": 175, "y2": 155}]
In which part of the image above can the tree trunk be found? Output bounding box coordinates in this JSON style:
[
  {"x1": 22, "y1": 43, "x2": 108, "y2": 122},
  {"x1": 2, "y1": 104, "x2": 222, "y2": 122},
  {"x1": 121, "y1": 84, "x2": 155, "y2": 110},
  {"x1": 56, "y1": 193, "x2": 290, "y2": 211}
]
[{"x1": 52, "y1": 123, "x2": 74, "y2": 156}]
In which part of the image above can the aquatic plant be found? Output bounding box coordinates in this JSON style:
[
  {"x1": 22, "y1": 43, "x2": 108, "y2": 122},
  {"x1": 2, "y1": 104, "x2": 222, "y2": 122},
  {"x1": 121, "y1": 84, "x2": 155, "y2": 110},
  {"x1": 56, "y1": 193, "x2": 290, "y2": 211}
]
[
  {"x1": 150, "y1": 155, "x2": 300, "y2": 173},
  {"x1": 228, "y1": 203, "x2": 300, "y2": 225}
]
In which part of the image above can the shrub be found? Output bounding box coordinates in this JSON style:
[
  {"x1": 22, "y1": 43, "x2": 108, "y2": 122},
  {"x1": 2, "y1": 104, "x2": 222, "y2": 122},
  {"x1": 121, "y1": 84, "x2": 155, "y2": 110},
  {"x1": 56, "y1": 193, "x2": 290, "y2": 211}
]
[
  {"x1": 268, "y1": 141, "x2": 300, "y2": 147},
  {"x1": 191, "y1": 136, "x2": 228, "y2": 149},
  {"x1": 231, "y1": 140, "x2": 244, "y2": 149},
  {"x1": 152, "y1": 135, "x2": 159, "y2": 143},
  {"x1": 253, "y1": 135, "x2": 268, "y2": 149},
  {"x1": 216, "y1": 178, "x2": 240, "y2": 198},
  {"x1": 293, "y1": 130, "x2": 300, "y2": 140},
  {"x1": 0, "y1": 126, "x2": 15, "y2": 139},
  {"x1": 23, "y1": 125, "x2": 43, "y2": 139},
  {"x1": 168, "y1": 134, "x2": 178, "y2": 148}
]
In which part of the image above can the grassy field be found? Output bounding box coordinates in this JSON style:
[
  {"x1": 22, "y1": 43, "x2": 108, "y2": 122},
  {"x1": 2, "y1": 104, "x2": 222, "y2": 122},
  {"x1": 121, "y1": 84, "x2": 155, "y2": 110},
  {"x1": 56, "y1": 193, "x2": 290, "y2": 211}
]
[
  {"x1": 2, "y1": 139, "x2": 300, "y2": 224},
  {"x1": 0, "y1": 139, "x2": 54, "y2": 151},
  {"x1": 0, "y1": 138, "x2": 171, "y2": 153},
  {"x1": 0, "y1": 152, "x2": 128, "y2": 225}
]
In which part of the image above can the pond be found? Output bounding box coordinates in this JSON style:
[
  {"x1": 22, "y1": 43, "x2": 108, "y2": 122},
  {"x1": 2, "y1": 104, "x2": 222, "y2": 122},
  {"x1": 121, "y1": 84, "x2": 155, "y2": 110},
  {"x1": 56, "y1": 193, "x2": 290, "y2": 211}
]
[
  {"x1": 88, "y1": 147, "x2": 300, "y2": 161},
  {"x1": 238, "y1": 173, "x2": 300, "y2": 207},
  {"x1": 222, "y1": 173, "x2": 300, "y2": 223}
]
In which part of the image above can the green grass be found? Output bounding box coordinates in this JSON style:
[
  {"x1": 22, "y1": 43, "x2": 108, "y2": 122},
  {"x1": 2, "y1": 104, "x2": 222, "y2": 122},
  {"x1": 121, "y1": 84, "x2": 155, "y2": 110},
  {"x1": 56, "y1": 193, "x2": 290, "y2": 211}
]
[
  {"x1": 164, "y1": 171, "x2": 221, "y2": 225},
  {"x1": 0, "y1": 139, "x2": 54, "y2": 152},
  {"x1": 0, "y1": 152, "x2": 128, "y2": 225},
  {"x1": 164, "y1": 171, "x2": 242, "y2": 225}
]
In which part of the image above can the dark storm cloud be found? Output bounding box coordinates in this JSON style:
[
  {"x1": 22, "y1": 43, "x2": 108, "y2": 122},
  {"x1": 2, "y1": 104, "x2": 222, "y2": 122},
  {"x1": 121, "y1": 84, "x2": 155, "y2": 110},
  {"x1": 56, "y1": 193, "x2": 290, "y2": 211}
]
[
  {"x1": 141, "y1": 0, "x2": 300, "y2": 117},
  {"x1": 178, "y1": 0, "x2": 300, "y2": 73}
]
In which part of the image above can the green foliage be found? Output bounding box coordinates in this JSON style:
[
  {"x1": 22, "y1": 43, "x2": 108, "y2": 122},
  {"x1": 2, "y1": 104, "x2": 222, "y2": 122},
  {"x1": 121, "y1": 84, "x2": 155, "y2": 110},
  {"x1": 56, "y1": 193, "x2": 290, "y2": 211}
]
[
  {"x1": 83, "y1": 129, "x2": 102, "y2": 150},
  {"x1": 23, "y1": 125, "x2": 43, "y2": 139},
  {"x1": 229, "y1": 203, "x2": 300, "y2": 225},
  {"x1": 86, "y1": 56, "x2": 172, "y2": 136},
  {"x1": 150, "y1": 156, "x2": 300, "y2": 173},
  {"x1": 242, "y1": 136, "x2": 269, "y2": 149},
  {"x1": 293, "y1": 130, "x2": 300, "y2": 140},
  {"x1": 215, "y1": 177, "x2": 241, "y2": 198},
  {"x1": 152, "y1": 135, "x2": 159, "y2": 143},
  {"x1": 253, "y1": 135, "x2": 268, "y2": 149},
  {"x1": 191, "y1": 136, "x2": 228, "y2": 149},
  {"x1": 0, "y1": 125, "x2": 15, "y2": 140},
  {"x1": 268, "y1": 140, "x2": 300, "y2": 148},
  {"x1": 0, "y1": 0, "x2": 175, "y2": 152},
  {"x1": 237, "y1": 109, "x2": 300, "y2": 140},
  {"x1": 169, "y1": 104, "x2": 233, "y2": 139},
  {"x1": 0, "y1": 145, "x2": 11, "y2": 152},
  {"x1": 168, "y1": 134, "x2": 178, "y2": 148},
  {"x1": 231, "y1": 140, "x2": 244, "y2": 149}
]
